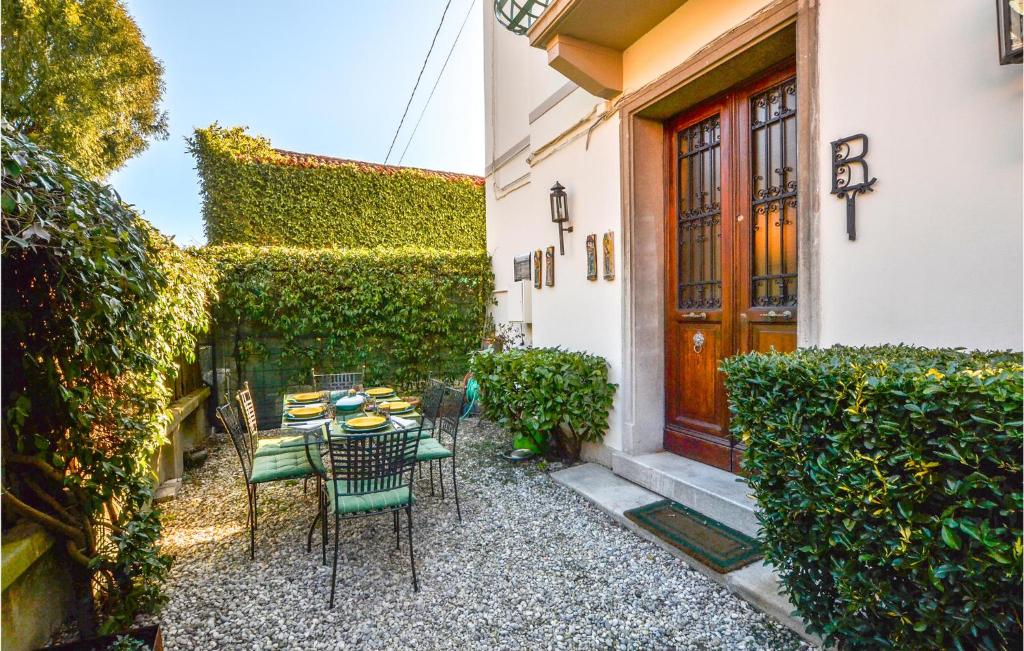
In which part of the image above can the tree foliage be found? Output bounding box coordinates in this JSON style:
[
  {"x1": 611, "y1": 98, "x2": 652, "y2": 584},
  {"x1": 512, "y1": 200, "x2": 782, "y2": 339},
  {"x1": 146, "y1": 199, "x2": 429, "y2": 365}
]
[
  {"x1": 1, "y1": 0, "x2": 168, "y2": 178},
  {"x1": 721, "y1": 346, "x2": 1023, "y2": 650},
  {"x1": 1, "y1": 123, "x2": 213, "y2": 633},
  {"x1": 189, "y1": 125, "x2": 485, "y2": 249}
]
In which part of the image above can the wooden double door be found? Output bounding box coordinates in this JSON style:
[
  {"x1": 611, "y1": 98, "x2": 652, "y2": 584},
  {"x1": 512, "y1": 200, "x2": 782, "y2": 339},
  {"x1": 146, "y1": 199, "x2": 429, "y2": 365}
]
[{"x1": 664, "y1": 66, "x2": 798, "y2": 472}]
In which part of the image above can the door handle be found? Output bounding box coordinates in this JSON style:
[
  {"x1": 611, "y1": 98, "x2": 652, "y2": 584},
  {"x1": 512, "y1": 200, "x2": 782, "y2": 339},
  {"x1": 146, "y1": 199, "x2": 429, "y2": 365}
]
[
  {"x1": 765, "y1": 310, "x2": 793, "y2": 319},
  {"x1": 683, "y1": 312, "x2": 707, "y2": 320}
]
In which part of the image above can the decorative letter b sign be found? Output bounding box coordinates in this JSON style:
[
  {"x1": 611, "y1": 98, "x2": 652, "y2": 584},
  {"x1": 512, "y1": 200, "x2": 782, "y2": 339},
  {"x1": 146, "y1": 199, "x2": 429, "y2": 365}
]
[{"x1": 830, "y1": 134, "x2": 877, "y2": 241}]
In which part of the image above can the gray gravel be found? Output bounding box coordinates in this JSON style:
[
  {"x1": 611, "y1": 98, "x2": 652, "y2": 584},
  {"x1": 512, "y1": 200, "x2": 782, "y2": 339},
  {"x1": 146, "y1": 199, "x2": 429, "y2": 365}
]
[{"x1": 157, "y1": 419, "x2": 811, "y2": 650}]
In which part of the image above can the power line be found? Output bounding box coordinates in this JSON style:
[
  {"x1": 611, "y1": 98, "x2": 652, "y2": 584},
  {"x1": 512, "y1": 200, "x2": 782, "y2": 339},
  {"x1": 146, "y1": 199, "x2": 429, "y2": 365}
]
[
  {"x1": 384, "y1": 0, "x2": 454, "y2": 164},
  {"x1": 399, "y1": 0, "x2": 478, "y2": 164}
]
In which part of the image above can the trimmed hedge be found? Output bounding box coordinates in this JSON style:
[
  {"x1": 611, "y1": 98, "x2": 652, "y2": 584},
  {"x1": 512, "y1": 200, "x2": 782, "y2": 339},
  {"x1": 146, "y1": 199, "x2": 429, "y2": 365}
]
[
  {"x1": 721, "y1": 346, "x2": 1023, "y2": 650},
  {"x1": 189, "y1": 125, "x2": 485, "y2": 249},
  {"x1": 470, "y1": 347, "x2": 617, "y2": 462},
  {"x1": 208, "y1": 244, "x2": 493, "y2": 396}
]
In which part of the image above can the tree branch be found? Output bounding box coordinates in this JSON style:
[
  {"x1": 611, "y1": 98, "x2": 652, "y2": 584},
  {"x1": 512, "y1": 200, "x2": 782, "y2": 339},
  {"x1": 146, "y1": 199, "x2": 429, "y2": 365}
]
[{"x1": 1, "y1": 491, "x2": 85, "y2": 545}]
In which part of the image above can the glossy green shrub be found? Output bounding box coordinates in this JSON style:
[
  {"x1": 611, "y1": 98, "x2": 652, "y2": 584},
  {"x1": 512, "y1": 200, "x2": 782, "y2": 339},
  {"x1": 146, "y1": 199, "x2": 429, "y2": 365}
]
[
  {"x1": 189, "y1": 125, "x2": 485, "y2": 249},
  {"x1": 471, "y1": 348, "x2": 617, "y2": 462},
  {"x1": 208, "y1": 244, "x2": 493, "y2": 389},
  {"x1": 721, "y1": 346, "x2": 1023, "y2": 650},
  {"x1": 2, "y1": 122, "x2": 214, "y2": 633}
]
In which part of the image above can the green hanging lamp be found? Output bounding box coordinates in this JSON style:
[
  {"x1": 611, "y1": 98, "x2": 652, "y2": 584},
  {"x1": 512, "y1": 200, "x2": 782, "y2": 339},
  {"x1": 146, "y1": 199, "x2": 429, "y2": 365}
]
[{"x1": 494, "y1": 0, "x2": 549, "y2": 35}]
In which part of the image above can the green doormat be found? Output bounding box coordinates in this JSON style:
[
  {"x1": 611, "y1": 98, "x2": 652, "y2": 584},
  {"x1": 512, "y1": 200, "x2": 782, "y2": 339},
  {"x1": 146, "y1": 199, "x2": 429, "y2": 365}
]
[{"x1": 624, "y1": 500, "x2": 762, "y2": 573}]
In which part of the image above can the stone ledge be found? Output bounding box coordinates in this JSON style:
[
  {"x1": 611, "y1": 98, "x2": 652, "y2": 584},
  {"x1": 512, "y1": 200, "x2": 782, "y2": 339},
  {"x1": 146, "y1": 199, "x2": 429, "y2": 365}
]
[{"x1": 1, "y1": 523, "x2": 54, "y2": 592}]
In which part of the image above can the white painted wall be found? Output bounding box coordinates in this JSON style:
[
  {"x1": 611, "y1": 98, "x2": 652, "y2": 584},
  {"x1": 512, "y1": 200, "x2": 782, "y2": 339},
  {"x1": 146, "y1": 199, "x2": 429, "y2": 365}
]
[
  {"x1": 485, "y1": 0, "x2": 1024, "y2": 461},
  {"x1": 484, "y1": 1, "x2": 625, "y2": 453},
  {"x1": 817, "y1": 0, "x2": 1023, "y2": 350}
]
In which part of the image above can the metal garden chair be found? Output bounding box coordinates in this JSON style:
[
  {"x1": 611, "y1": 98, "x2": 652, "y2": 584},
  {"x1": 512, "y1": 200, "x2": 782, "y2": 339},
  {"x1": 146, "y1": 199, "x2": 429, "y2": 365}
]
[
  {"x1": 237, "y1": 382, "x2": 311, "y2": 458},
  {"x1": 416, "y1": 386, "x2": 465, "y2": 522},
  {"x1": 312, "y1": 419, "x2": 423, "y2": 606},
  {"x1": 312, "y1": 370, "x2": 364, "y2": 392},
  {"x1": 216, "y1": 402, "x2": 323, "y2": 559}
]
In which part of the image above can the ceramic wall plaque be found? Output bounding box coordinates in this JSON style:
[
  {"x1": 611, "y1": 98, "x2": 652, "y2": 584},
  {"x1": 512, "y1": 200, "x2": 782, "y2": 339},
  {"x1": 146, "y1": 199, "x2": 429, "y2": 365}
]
[
  {"x1": 586, "y1": 234, "x2": 598, "y2": 280},
  {"x1": 545, "y1": 246, "x2": 555, "y2": 286},
  {"x1": 602, "y1": 231, "x2": 615, "y2": 280},
  {"x1": 533, "y1": 249, "x2": 543, "y2": 289}
]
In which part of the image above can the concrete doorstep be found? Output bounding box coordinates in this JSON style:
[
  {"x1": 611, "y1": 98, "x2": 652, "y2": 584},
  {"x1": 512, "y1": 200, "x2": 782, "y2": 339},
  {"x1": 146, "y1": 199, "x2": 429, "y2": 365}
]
[{"x1": 550, "y1": 463, "x2": 822, "y2": 648}]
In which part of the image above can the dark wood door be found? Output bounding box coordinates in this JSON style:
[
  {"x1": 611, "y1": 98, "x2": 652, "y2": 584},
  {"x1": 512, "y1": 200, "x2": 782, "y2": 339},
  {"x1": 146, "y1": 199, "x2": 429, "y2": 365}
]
[{"x1": 664, "y1": 66, "x2": 798, "y2": 472}]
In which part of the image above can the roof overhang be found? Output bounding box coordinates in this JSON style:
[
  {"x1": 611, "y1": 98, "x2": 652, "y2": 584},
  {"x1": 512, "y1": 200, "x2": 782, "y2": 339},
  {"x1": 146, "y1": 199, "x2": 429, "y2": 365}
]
[{"x1": 527, "y1": 0, "x2": 689, "y2": 96}]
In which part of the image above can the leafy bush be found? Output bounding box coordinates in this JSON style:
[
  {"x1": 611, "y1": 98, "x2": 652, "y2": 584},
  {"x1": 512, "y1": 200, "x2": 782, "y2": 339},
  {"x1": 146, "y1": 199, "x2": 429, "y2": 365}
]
[
  {"x1": 189, "y1": 125, "x2": 485, "y2": 249},
  {"x1": 1, "y1": 122, "x2": 213, "y2": 634},
  {"x1": 721, "y1": 346, "x2": 1023, "y2": 650},
  {"x1": 208, "y1": 244, "x2": 493, "y2": 396},
  {"x1": 471, "y1": 348, "x2": 617, "y2": 462}
]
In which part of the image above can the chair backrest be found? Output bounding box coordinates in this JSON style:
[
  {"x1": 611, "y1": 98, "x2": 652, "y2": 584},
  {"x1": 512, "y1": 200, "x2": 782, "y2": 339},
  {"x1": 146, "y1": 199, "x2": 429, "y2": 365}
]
[
  {"x1": 216, "y1": 402, "x2": 252, "y2": 481},
  {"x1": 421, "y1": 379, "x2": 447, "y2": 424},
  {"x1": 436, "y1": 386, "x2": 465, "y2": 448},
  {"x1": 313, "y1": 371, "x2": 363, "y2": 392},
  {"x1": 237, "y1": 382, "x2": 259, "y2": 434},
  {"x1": 326, "y1": 423, "x2": 421, "y2": 497}
]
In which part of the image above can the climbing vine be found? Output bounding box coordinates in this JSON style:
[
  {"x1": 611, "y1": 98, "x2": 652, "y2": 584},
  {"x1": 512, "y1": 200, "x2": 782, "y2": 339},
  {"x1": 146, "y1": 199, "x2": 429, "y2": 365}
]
[
  {"x1": 189, "y1": 125, "x2": 485, "y2": 249},
  {"x1": 208, "y1": 244, "x2": 493, "y2": 387}
]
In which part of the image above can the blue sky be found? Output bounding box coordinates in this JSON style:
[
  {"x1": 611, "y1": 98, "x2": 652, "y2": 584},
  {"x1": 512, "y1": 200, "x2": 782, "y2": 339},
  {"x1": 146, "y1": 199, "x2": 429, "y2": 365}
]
[{"x1": 110, "y1": 0, "x2": 484, "y2": 246}]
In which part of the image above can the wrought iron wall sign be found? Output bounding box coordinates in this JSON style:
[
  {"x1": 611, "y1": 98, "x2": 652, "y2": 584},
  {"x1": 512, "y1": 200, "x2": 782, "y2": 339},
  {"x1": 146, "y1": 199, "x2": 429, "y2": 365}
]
[
  {"x1": 545, "y1": 246, "x2": 555, "y2": 286},
  {"x1": 514, "y1": 254, "x2": 531, "y2": 281},
  {"x1": 830, "y1": 134, "x2": 877, "y2": 241},
  {"x1": 533, "y1": 250, "x2": 543, "y2": 289}
]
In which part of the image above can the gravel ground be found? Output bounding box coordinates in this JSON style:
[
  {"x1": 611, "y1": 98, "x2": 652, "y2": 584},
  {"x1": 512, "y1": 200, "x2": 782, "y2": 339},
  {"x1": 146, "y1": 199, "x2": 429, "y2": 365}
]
[{"x1": 157, "y1": 419, "x2": 811, "y2": 650}]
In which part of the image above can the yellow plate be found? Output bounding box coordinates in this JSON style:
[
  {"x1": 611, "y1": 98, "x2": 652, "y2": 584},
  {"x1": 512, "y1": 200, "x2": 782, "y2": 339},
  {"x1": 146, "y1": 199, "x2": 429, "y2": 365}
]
[
  {"x1": 291, "y1": 392, "x2": 321, "y2": 402},
  {"x1": 366, "y1": 387, "x2": 395, "y2": 397},
  {"x1": 379, "y1": 401, "x2": 411, "y2": 412},
  {"x1": 345, "y1": 415, "x2": 387, "y2": 429},
  {"x1": 286, "y1": 405, "x2": 325, "y2": 418}
]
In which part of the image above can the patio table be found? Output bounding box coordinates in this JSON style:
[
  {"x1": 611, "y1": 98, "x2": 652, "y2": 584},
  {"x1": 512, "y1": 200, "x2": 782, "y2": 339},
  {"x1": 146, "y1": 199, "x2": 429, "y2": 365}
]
[{"x1": 277, "y1": 392, "x2": 423, "y2": 450}]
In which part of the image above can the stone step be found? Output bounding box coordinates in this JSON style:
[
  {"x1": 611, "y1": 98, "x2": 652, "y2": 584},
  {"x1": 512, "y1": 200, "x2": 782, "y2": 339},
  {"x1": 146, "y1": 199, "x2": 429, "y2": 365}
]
[
  {"x1": 550, "y1": 463, "x2": 820, "y2": 647},
  {"x1": 611, "y1": 451, "x2": 759, "y2": 538}
]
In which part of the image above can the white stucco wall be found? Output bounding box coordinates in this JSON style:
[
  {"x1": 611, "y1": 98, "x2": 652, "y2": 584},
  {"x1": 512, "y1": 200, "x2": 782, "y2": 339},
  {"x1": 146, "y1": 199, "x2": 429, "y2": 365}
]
[
  {"x1": 484, "y1": 1, "x2": 625, "y2": 453},
  {"x1": 816, "y1": 0, "x2": 1023, "y2": 350},
  {"x1": 485, "y1": 0, "x2": 1024, "y2": 461}
]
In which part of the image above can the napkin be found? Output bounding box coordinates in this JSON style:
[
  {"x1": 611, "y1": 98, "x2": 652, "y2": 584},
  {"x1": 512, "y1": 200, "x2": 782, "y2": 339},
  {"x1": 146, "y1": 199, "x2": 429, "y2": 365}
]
[
  {"x1": 286, "y1": 418, "x2": 331, "y2": 431},
  {"x1": 392, "y1": 415, "x2": 417, "y2": 430}
]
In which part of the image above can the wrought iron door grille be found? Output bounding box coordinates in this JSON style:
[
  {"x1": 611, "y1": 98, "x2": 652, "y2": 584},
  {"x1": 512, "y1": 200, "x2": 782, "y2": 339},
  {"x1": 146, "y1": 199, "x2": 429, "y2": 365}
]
[
  {"x1": 750, "y1": 78, "x2": 797, "y2": 307},
  {"x1": 677, "y1": 114, "x2": 723, "y2": 310}
]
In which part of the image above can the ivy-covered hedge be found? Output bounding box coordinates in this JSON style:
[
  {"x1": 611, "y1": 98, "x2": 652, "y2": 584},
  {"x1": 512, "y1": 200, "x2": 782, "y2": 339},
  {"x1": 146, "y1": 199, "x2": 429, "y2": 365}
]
[
  {"x1": 189, "y1": 125, "x2": 485, "y2": 249},
  {"x1": 208, "y1": 244, "x2": 493, "y2": 408},
  {"x1": 2, "y1": 122, "x2": 214, "y2": 634},
  {"x1": 721, "y1": 346, "x2": 1023, "y2": 650},
  {"x1": 470, "y1": 348, "x2": 617, "y2": 462}
]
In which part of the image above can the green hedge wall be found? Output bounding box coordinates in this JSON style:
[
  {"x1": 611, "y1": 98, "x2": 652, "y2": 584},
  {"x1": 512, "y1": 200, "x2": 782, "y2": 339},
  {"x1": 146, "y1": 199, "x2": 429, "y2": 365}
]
[
  {"x1": 721, "y1": 346, "x2": 1023, "y2": 650},
  {"x1": 208, "y1": 245, "x2": 493, "y2": 415},
  {"x1": 189, "y1": 125, "x2": 485, "y2": 249}
]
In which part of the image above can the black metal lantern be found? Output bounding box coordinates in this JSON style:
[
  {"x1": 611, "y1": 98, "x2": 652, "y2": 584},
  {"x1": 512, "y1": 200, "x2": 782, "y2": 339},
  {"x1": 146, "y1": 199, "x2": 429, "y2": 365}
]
[
  {"x1": 549, "y1": 181, "x2": 573, "y2": 255},
  {"x1": 997, "y1": 0, "x2": 1023, "y2": 64}
]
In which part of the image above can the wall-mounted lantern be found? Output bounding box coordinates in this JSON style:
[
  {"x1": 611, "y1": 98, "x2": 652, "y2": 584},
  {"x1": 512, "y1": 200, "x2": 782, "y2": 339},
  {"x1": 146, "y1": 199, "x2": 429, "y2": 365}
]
[
  {"x1": 494, "y1": 0, "x2": 549, "y2": 36},
  {"x1": 549, "y1": 181, "x2": 573, "y2": 255},
  {"x1": 997, "y1": 0, "x2": 1023, "y2": 64}
]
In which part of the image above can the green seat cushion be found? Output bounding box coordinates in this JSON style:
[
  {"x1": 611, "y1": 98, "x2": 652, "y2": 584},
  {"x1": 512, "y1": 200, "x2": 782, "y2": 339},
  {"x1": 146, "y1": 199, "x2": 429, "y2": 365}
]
[
  {"x1": 326, "y1": 480, "x2": 414, "y2": 514},
  {"x1": 416, "y1": 438, "x2": 453, "y2": 461},
  {"x1": 254, "y1": 435, "x2": 307, "y2": 457},
  {"x1": 250, "y1": 450, "x2": 322, "y2": 483}
]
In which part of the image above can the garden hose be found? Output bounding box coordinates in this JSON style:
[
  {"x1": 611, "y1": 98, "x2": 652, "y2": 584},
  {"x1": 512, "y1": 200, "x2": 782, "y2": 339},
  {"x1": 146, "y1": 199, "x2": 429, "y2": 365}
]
[{"x1": 462, "y1": 374, "x2": 479, "y2": 419}]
